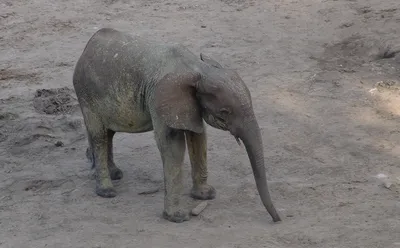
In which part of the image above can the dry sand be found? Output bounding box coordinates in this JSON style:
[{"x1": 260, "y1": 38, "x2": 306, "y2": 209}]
[{"x1": 1, "y1": 0, "x2": 400, "y2": 247}]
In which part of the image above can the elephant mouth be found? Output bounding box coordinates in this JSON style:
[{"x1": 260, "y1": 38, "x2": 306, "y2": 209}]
[
  {"x1": 217, "y1": 123, "x2": 228, "y2": 131},
  {"x1": 234, "y1": 136, "x2": 242, "y2": 146},
  {"x1": 206, "y1": 114, "x2": 229, "y2": 131}
]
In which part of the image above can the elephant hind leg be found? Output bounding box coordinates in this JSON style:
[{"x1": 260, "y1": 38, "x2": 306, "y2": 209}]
[
  {"x1": 185, "y1": 130, "x2": 216, "y2": 200},
  {"x1": 81, "y1": 106, "x2": 116, "y2": 198},
  {"x1": 85, "y1": 129, "x2": 123, "y2": 180},
  {"x1": 106, "y1": 130, "x2": 123, "y2": 180}
]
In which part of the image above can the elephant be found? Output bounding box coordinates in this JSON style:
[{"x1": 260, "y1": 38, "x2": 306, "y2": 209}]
[{"x1": 72, "y1": 28, "x2": 281, "y2": 223}]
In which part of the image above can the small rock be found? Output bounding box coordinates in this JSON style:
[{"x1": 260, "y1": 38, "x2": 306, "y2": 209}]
[
  {"x1": 383, "y1": 180, "x2": 393, "y2": 189},
  {"x1": 138, "y1": 187, "x2": 160, "y2": 195},
  {"x1": 191, "y1": 201, "x2": 208, "y2": 216},
  {"x1": 376, "y1": 173, "x2": 389, "y2": 179},
  {"x1": 339, "y1": 22, "x2": 354, "y2": 28},
  {"x1": 55, "y1": 141, "x2": 64, "y2": 147},
  {"x1": 201, "y1": 25, "x2": 206, "y2": 28}
]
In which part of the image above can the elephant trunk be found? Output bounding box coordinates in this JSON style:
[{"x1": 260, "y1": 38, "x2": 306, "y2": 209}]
[{"x1": 238, "y1": 120, "x2": 281, "y2": 222}]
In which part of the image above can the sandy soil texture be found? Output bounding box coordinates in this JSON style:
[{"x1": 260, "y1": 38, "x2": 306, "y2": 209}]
[{"x1": 1, "y1": 0, "x2": 400, "y2": 247}]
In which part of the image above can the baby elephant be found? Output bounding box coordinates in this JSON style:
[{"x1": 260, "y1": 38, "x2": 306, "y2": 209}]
[{"x1": 73, "y1": 28, "x2": 281, "y2": 223}]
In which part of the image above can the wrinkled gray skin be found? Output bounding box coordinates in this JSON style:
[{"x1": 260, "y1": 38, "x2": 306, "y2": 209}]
[{"x1": 72, "y1": 28, "x2": 281, "y2": 223}]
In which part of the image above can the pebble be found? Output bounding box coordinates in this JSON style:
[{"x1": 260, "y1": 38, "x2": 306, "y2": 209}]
[
  {"x1": 55, "y1": 141, "x2": 64, "y2": 147},
  {"x1": 383, "y1": 181, "x2": 392, "y2": 189},
  {"x1": 191, "y1": 201, "x2": 208, "y2": 216}
]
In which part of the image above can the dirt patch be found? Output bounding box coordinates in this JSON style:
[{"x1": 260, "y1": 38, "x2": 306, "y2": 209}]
[
  {"x1": 33, "y1": 87, "x2": 78, "y2": 115},
  {"x1": 376, "y1": 80, "x2": 400, "y2": 92},
  {"x1": 0, "y1": 112, "x2": 18, "y2": 120},
  {"x1": 314, "y1": 34, "x2": 400, "y2": 73},
  {"x1": 24, "y1": 179, "x2": 72, "y2": 192},
  {"x1": 317, "y1": 35, "x2": 372, "y2": 71},
  {"x1": 220, "y1": 0, "x2": 255, "y2": 9},
  {"x1": 0, "y1": 67, "x2": 41, "y2": 82}
]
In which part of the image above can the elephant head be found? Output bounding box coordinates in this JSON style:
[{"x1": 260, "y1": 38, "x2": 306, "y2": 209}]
[{"x1": 154, "y1": 53, "x2": 281, "y2": 222}]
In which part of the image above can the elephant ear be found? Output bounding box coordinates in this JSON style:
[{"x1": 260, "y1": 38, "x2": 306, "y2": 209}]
[
  {"x1": 154, "y1": 72, "x2": 204, "y2": 133},
  {"x1": 200, "y1": 53, "x2": 223, "y2": 68}
]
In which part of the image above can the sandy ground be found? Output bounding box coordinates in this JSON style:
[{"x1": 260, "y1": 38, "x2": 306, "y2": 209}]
[{"x1": 1, "y1": 0, "x2": 400, "y2": 247}]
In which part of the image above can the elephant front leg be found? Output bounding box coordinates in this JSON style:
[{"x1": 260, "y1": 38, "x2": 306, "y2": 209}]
[
  {"x1": 155, "y1": 128, "x2": 190, "y2": 223},
  {"x1": 185, "y1": 129, "x2": 216, "y2": 200}
]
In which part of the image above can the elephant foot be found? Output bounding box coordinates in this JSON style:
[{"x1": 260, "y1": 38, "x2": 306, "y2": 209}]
[
  {"x1": 109, "y1": 166, "x2": 123, "y2": 180},
  {"x1": 163, "y1": 209, "x2": 190, "y2": 223},
  {"x1": 191, "y1": 184, "x2": 216, "y2": 200},
  {"x1": 96, "y1": 185, "x2": 117, "y2": 198}
]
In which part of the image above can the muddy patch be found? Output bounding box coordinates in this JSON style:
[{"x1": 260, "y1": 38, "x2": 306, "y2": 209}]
[{"x1": 33, "y1": 87, "x2": 79, "y2": 115}]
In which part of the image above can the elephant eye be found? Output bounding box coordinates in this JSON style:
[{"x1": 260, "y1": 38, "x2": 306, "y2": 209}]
[
  {"x1": 220, "y1": 108, "x2": 231, "y2": 117},
  {"x1": 219, "y1": 108, "x2": 231, "y2": 119},
  {"x1": 216, "y1": 109, "x2": 230, "y2": 123}
]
